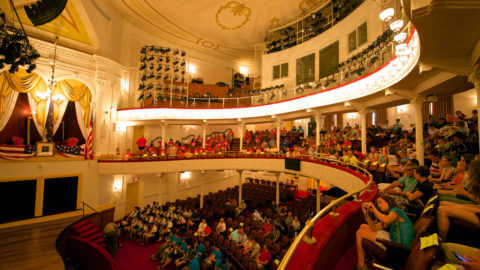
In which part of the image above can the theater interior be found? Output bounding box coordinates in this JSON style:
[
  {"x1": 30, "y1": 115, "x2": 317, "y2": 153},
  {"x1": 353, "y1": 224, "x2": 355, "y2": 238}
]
[{"x1": 1, "y1": 0, "x2": 480, "y2": 269}]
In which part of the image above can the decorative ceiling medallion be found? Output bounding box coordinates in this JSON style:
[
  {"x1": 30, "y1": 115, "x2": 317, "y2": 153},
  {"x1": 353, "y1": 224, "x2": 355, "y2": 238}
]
[
  {"x1": 215, "y1": 1, "x2": 251, "y2": 30},
  {"x1": 201, "y1": 40, "x2": 216, "y2": 48}
]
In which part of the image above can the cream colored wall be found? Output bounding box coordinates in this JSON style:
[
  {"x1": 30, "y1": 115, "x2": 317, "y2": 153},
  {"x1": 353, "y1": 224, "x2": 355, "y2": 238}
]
[
  {"x1": 453, "y1": 89, "x2": 477, "y2": 117},
  {"x1": 261, "y1": 0, "x2": 383, "y2": 89},
  {"x1": 343, "y1": 112, "x2": 362, "y2": 128},
  {"x1": 98, "y1": 158, "x2": 366, "y2": 194},
  {"x1": 0, "y1": 160, "x2": 100, "y2": 212},
  {"x1": 387, "y1": 104, "x2": 415, "y2": 128}
]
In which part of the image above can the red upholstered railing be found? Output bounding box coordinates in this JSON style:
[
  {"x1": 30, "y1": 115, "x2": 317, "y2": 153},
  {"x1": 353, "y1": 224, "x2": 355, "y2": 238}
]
[
  {"x1": 66, "y1": 235, "x2": 120, "y2": 270},
  {"x1": 98, "y1": 154, "x2": 375, "y2": 269}
]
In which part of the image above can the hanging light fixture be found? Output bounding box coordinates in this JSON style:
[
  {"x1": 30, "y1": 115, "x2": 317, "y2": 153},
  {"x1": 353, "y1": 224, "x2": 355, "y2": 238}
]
[
  {"x1": 379, "y1": 8, "x2": 394, "y2": 22},
  {"x1": 389, "y1": 19, "x2": 404, "y2": 32},
  {"x1": 0, "y1": 5, "x2": 40, "y2": 73}
]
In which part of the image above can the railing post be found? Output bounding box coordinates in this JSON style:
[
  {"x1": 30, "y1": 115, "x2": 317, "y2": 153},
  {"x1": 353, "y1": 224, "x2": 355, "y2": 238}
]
[
  {"x1": 208, "y1": 98, "x2": 211, "y2": 108},
  {"x1": 193, "y1": 98, "x2": 196, "y2": 108},
  {"x1": 237, "y1": 98, "x2": 239, "y2": 107},
  {"x1": 222, "y1": 98, "x2": 225, "y2": 108},
  {"x1": 329, "y1": 205, "x2": 339, "y2": 216}
]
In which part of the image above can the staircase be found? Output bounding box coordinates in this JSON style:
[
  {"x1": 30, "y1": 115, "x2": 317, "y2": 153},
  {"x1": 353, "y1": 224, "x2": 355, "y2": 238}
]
[
  {"x1": 230, "y1": 138, "x2": 241, "y2": 152},
  {"x1": 71, "y1": 219, "x2": 106, "y2": 249}
]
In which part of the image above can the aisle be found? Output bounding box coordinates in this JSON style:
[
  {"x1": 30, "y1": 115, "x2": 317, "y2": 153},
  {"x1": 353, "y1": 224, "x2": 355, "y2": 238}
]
[{"x1": 116, "y1": 237, "x2": 165, "y2": 270}]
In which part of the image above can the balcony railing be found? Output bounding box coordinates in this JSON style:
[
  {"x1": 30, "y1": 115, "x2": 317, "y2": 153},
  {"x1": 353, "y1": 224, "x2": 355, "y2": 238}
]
[
  {"x1": 129, "y1": 26, "x2": 407, "y2": 110},
  {"x1": 98, "y1": 151, "x2": 374, "y2": 269}
]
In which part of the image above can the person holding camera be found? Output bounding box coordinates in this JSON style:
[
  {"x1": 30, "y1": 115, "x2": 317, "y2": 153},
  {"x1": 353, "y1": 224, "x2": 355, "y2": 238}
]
[{"x1": 355, "y1": 196, "x2": 414, "y2": 270}]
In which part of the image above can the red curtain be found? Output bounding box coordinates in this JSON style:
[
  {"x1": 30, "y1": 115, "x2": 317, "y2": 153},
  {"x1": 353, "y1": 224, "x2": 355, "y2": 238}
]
[{"x1": 0, "y1": 93, "x2": 42, "y2": 145}]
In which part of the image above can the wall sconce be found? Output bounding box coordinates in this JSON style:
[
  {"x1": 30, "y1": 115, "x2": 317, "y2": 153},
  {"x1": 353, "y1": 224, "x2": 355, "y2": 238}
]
[
  {"x1": 188, "y1": 64, "x2": 196, "y2": 74},
  {"x1": 239, "y1": 66, "x2": 249, "y2": 76},
  {"x1": 116, "y1": 122, "x2": 128, "y2": 133},
  {"x1": 113, "y1": 176, "x2": 123, "y2": 192},
  {"x1": 180, "y1": 171, "x2": 191, "y2": 180},
  {"x1": 397, "y1": 105, "x2": 408, "y2": 113},
  {"x1": 121, "y1": 79, "x2": 129, "y2": 91},
  {"x1": 347, "y1": 113, "x2": 358, "y2": 119}
]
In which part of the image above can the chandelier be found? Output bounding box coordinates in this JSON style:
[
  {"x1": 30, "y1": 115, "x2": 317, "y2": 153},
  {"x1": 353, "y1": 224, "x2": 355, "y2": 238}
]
[{"x1": 0, "y1": 6, "x2": 40, "y2": 73}]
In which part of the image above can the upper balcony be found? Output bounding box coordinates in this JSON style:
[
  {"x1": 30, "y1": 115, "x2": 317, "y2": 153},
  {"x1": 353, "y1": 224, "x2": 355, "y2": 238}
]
[{"x1": 117, "y1": 29, "x2": 418, "y2": 121}]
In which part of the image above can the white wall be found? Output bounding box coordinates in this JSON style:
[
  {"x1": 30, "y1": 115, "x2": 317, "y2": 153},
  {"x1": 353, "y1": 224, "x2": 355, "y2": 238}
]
[
  {"x1": 387, "y1": 104, "x2": 415, "y2": 128},
  {"x1": 261, "y1": 0, "x2": 383, "y2": 89},
  {"x1": 343, "y1": 112, "x2": 361, "y2": 128},
  {"x1": 453, "y1": 88, "x2": 477, "y2": 117}
]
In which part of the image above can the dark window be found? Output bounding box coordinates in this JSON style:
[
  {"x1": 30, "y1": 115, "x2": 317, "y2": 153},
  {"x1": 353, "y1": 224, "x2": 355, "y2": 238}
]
[
  {"x1": 0, "y1": 180, "x2": 36, "y2": 223},
  {"x1": 319, "y1": 41, "x2": 339, "y2": 78},
  {"x1": 357, "y1": 22, "x2": 368, "y2": 46},
  {"x1": 348, "y1": 30, "x2": 357, "y2": 52},
  {"x1": 296, "y1": 53, "x2": 315, "y2": 85},
  {"x1": 43, "y1": 176, "x2": 78, "y2": 216}
]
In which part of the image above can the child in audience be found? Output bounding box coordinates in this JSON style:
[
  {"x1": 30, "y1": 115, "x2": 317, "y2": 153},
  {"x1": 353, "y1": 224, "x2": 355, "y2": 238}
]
[{"x1": 355, "y1": 196, "x2": 414, "y2": 270}]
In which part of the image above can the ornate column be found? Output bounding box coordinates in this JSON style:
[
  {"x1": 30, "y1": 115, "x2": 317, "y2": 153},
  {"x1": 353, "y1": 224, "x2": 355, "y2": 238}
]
[
  {"x1": 238, "y1": 170, "x2": 243, "y2": 203},
  {"x1": 276, "y1": 120, "x2": 281, "y2": 151},
  {"x1": 315, "y1": 114, "x2": 321, "y2": 148},
  {"x1": 202, "y1": 123, "x2": 207, "y2": 148},
  {"x1": 239, "y1": 123, "x2": 245, "y2": 151},
  {"x1": 411, "y1": 96, "x2": 425, "y2": 165},
  {"x1": 161, "y1": 121, "x2": 167, "y2": 148},
  {"x1": 200, "y1": 170, "x2": 205, "y2": 208},
  {"x1": 275, "y1": 172, "x2": 281, "y2": 205},
  {"x1": 359, "y1": 109, "x2": 367, "y2": 154}
]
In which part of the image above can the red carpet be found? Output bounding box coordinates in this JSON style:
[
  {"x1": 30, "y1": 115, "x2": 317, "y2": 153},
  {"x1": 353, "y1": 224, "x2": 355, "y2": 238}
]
[
  {"x1": 116, "y1": 237, "x2": 166, "y2": 270},
  {"x1": 334, "y1": 245, "x2": 357, "y2": 270}
]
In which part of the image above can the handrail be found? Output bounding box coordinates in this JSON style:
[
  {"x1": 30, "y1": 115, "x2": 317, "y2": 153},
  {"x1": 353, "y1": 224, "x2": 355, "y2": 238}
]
[
  {"x1": 98, "y1": 151, "x2": 373, "y2": 268},
  {"x1": 278, "y1": 167, "x2": 373, "y2": 269},
  {"x1": 124, "y1": 24, "x2": 404, "y2": 111},
  {"x1": 81, "y1": 201, "x2": 98, "y2": 218}
]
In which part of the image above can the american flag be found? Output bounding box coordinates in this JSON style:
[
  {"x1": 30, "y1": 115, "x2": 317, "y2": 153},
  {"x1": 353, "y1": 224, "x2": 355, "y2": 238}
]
[
  {"x1": 0, "y1": 145, "x2": 36, "y2": 160},
  {"x1": 84, "y1": 114, "x2": 94, "y2": 160},
  {"x1": 55, "y1": 145, "x2": 83, "y2": 158}
]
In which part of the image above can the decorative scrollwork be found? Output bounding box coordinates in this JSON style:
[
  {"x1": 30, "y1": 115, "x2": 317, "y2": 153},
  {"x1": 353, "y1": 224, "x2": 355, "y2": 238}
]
[{"x1": 215, "y1": 1, "x2": 251, "y2": 30}]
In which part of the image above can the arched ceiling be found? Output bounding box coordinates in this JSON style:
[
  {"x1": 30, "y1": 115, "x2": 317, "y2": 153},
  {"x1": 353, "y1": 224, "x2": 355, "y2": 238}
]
[
  {"x1": 0, "y1": 0, "x2": 95, "y2": 47},
  {"x1": 108, "y1": 0, "x2": 325, "y2": 63}
]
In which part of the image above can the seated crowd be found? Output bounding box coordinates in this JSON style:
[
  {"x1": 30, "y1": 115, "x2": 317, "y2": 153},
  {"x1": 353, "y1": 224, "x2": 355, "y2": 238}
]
[
  {"x1": 118, "y1": 182, "x2": 316, "y2": 270},
  {"x1": 118, "y1": 109, "x2": 480, "y2": 269},
  {"x1": 123, "y1": 130, "x2": 235, "y2": 159},
  {"x1": 352, "y1": 111, "x2": 480, "y2": 269}
]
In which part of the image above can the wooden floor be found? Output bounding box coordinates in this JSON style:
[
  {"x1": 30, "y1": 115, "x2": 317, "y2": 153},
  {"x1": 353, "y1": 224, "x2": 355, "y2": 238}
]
[{"x1": 0, "y1": 216, "x2": 81, "y2": 270}]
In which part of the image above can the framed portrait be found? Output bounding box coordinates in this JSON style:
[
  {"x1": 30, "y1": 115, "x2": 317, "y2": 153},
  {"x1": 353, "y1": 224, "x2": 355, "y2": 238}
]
[{"x1": 36, "y1": 142, "x2": 55, "y2": 157}]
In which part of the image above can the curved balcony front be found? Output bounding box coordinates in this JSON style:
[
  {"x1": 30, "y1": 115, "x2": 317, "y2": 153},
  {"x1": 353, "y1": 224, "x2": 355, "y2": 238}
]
[
  {"x1": 98, "y1": 155, "x2": 368, "y2": 194},
  {"x1": 117, "y1": 28, "x2": 419, "y2": 122}
]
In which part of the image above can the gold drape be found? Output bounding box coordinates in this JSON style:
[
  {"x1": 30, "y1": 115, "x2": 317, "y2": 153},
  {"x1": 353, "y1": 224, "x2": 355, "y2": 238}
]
[
  {"x1": 0, "y1": 70, "x2": 47, "y2": 123},
  {"x1": 54, "y1": 79, "x2": 92, "y2": 127},
  {"x1": 0, "y1": 70, "x2": 92, "y2": 131}
]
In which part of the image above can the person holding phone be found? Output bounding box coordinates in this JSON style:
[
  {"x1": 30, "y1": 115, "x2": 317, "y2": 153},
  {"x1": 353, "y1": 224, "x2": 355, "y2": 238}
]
[
  {"x1": 355, "y1": 196, "x2": 414, "y2": 270},
  {"x1": 441, "y1": 243, "x2": 480, "y2": 270}
]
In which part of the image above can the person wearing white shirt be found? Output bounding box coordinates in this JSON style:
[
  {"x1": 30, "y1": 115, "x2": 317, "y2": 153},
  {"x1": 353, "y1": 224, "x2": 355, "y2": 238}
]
[
  {"x1": 216, "y1": 218, "x2": 226, "y2": 234},
  {"x1": 197, "y1": 219, "x2": 208, "y2": 236}
]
